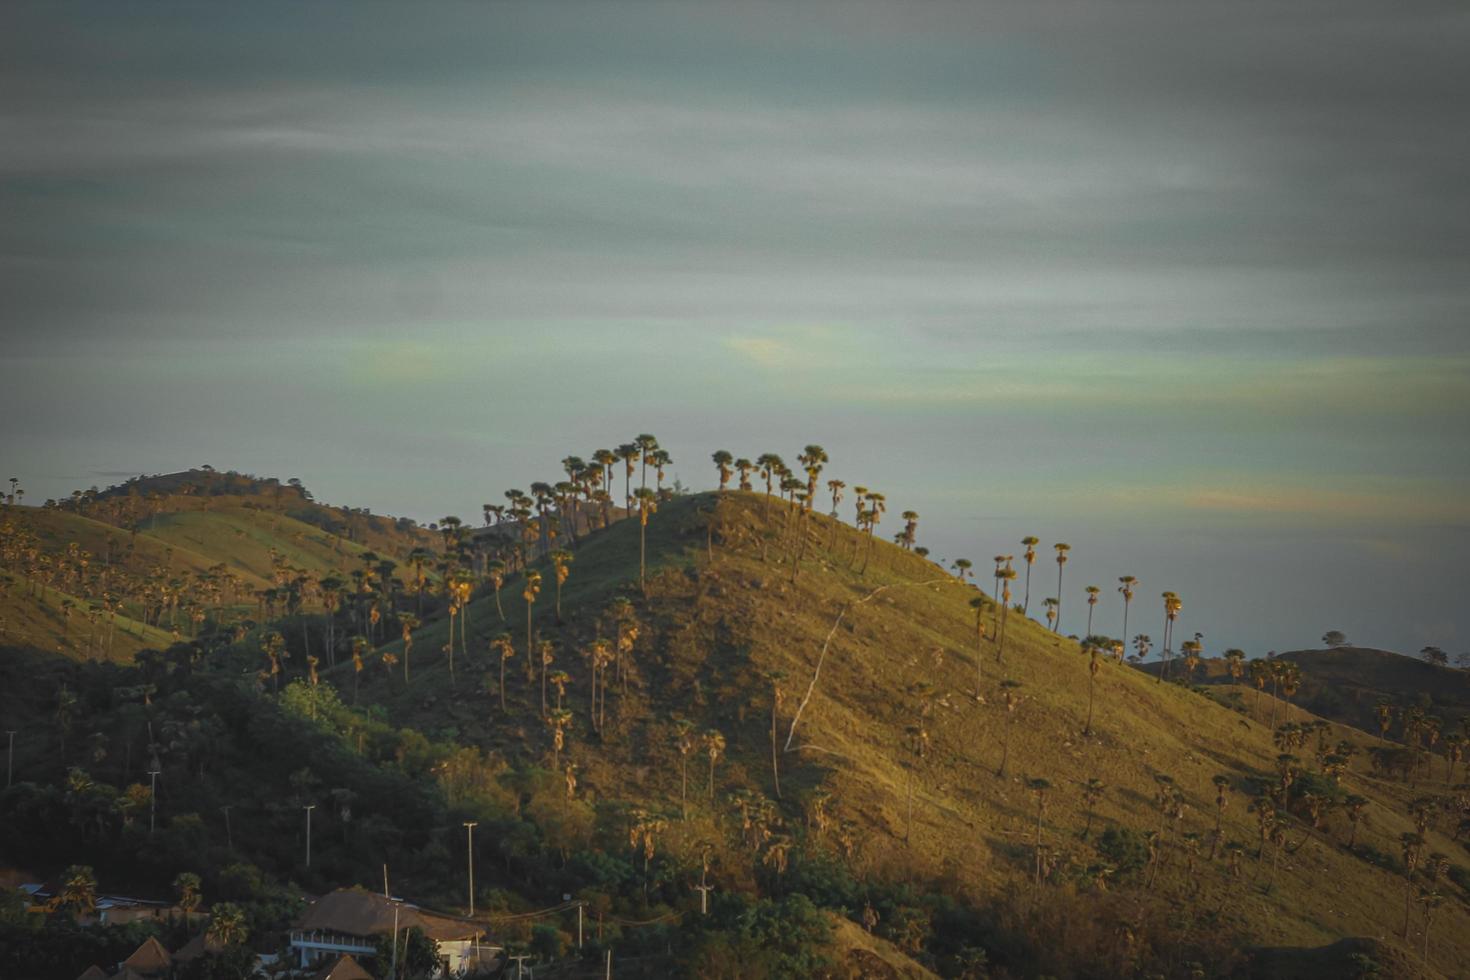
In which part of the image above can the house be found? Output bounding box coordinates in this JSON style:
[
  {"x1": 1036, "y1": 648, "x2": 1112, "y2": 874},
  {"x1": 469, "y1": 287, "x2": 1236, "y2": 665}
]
[
  {"x1": 290, "y1": 887, "x2": 499, "y2": 976},
  {"x1": 74, "y1": 967, "x2": 109, "y2": 980}
]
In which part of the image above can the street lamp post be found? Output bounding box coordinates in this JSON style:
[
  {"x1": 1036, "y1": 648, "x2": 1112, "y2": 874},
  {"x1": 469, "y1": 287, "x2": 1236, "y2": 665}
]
[
  {"x1": 303, "y1": 805, "x2": 316, "y2": 868},
  {"x1": 147, "y1": 769, "x2": 161, "y2": 834},
  {"x1": 463, "y1": 821, "x2": 478, "y2": 916}
]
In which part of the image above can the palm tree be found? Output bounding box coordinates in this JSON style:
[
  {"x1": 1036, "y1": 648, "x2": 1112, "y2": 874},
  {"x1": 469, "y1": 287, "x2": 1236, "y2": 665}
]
[
  {"x1": 952, "y1": 557, "x2": 972, "y2": 581},
  {"x1": 539, "y1": 640, "x2": 556, "y2": 716},
  {"x1": 1081, "y1": 778, "x2": 1105, "y2": 839},
  {"x1": 1020, "y1": 537, "x2": 1039, "y2": 613},
  {"x1": 1117, "y1": 576, "x2": 1138, "y2": 655},
  {"x1": 547, "y1": 549, "x2": 573, "y2": 624},
  {"x1": 704, "y1": 729, "x2": 725, "y2": 800},
  {"x1": 350, "y1": 635, "x2": 367, "y2": 704},
  {"x1": 997, "y1": 679, "x2": 1023, "y2": 777},
  {"x1": 486, "y1": 560, "x2": 507, "y2": 621},
  {"x1": 1052, "y1": 544, "x2": 1070, "y2": 632},
  {"x1": 755, "y1": 454, "x2": 783, "y2": 516},
  {"x1": 1083, "y1": 642, "x2": 1104, "y2": 735},
  {"x1": 735, "y1": 458, "x2": 755, "y2": 492},
  {"x1": 616, "y1": 443, "x2": 640, "y2": 510},
  {"x1": 711, "y1": 450, "x2": 734, "y2": 492},
  {"x1": 634, "y1": 487, "x2": 658, "y2": 593},
  {"x1": 900, "y1": 511, "x2": 919, "y2": 551},
  {"x1": 173, "y1": 872, "x2": 202, "y2": 915},
  {"x1": 1249, "y1": 660, "x2": 1272, "y2": 720},
  {"x1": 1342, "y1": 795, "x2": 1368, "y2": 850},
  {"x1": 1400, "y1": 832, "x2": 1425, "y2": 938},
  {"x1": 968, "y1": 596, "x2": 989, "y2": 696},
  {"x1": 1043, "y1": 597, "x2": 1059, "y2": 632},
  {"x1": 54, "y1": 865, "x2": 97, "y2": 918},
  {"x1": 1180, "y1": 638, "x2": 1203, "y2": 685},
  {"x1": 798, "y1": 445, "x2": 828, "y2": 510},
  {"x1": 548, "y1": 708, "x2": 573, "y2": 769},
  {"x1": 207, "y1": 902, "x2": 248, "y2": 947},
  {"x1": 488, "y1": 632, "x2": 513, "y2": 710},
  {"x1": 1027, "y1": 777, "x2": 1051, "y2": 889},
  {"x1": 399, "y1": 613, "x2": 419, "y2": 685},
  {"x1": 1132, "y1": 633, "x2": 1152, "y2": 666},
  {"x1": 1084, "y1": 585, "x2": 1100, "y2": 636},
  {"x1": 827, "y1": 479, "x2": 847, "y2": 548},
  {"x1": 1224, "y1": 648, "x2": 1246, "y2": 686},
  {"x1": 635, "y1": 433, "x2": 660, "y2": 490},
  {"x1": 768, "y1": 670, "x2": 786, "y2": 799},
  {"x1": 995, "y1": 568, "x2": 1018, "y2": 663},
  {"x1": 522, "y1": 570, "x2": 542, "y2": 682},
  {"x1": 1209, "y1": 775, "x2": 1232, "y2": 860}
]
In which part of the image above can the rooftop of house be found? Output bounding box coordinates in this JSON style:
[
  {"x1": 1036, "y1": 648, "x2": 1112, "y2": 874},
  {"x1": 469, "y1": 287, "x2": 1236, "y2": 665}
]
[{"x1": 295, "y1": 887, "x2": 485, "y2": 944}]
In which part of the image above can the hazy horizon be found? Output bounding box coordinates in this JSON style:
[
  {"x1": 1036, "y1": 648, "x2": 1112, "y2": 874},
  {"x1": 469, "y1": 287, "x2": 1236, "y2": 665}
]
[{"x1": 3, "y1": 2, "x2": 1467, "y2": 659}]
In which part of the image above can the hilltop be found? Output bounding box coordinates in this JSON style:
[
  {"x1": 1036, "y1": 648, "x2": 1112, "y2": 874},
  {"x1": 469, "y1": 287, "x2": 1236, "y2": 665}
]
[{"x1": 2, "y1": 463, "x2": 1468, "y2": 978}]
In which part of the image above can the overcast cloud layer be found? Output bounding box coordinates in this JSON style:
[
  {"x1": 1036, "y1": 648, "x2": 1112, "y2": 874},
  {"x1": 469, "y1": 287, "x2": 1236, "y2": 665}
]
[{"x1": 2, "y1": 1, "x2": 1468, "y2": 657}]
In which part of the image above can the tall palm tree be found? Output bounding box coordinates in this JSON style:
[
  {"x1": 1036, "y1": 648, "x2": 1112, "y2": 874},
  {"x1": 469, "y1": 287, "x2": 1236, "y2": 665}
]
[
  {"x1": 997, "y1": 679, "x2": 1023, "y2": 776},
  {"x1": 735, "y1": 458, "x2": 755, "y2": 492},
  {"x1": 549, "y1": 549, "x2": 573, "y2": 624},
  {"x1": 1051, "y1": 544, "x2": 1070, "y2": 632},
  {"x1": 1400, "y1": 832, "x2": 1426, "y2": 938},
  {"x1": 1027, "y1": 778, "x2": 1051, "y2": 889},
  {"x1": 174, "y1": 872, "x2": 202, "y2": 914},
  {"x1": 1132, "y1": 634, "x2": 1152, "y2": 665},
  {"x1": 1083, "y1": 642, "x2": 1104, "y2": 735},
  {"x1": 1020, "y1": 537, "x2": 1039, "y2": 614},
  {"x1": 952, "y1": 557, "x2": 972, "y2": 581},
  {"x1": 1043, "y1": 597, "x2": 1059, "y2": 632},
  {"x1": 704, "y1": 729, "x2": 725, "y2": 800},
  {"x1": 1084, "y1": 585, "x2": 1101, "y2": 636},
  {"x1": 634, "y1": 487, "x2": 658, "y2": 593},
  {"x1": 768, "y1": 670, "x2": 786, "y2": 799},
  {"x1": 54, "y1": 865, "x2": 97, "y2": 918},
  {"x1": 635, "y1": 434, "x2": 660, "y2": 491},
  {"x1": 755, "y1": 454, "x2": 784, "y2": 517},
  {"x1": 995, "y1": 568, "x2": 1018, "y2": 663},
  {"x1": 1081, "y1": 778, "x2": 1105, "y2": 840},
  {"x1": 486, "y1": 559, "x2": 507, "y2": 621},
  {"x1": 674, "y1": 719, "x2": 695, "y2": 818},
  {"x1": 969, "y1": 596, "x2": 989, "y2": 696},
  {"x1": 398, "y1": 613, "x2": 419, "y2": 685},
  {"x1": 1224, "y1": 648, "x2": 1246, "y2": 686},
  {"x1": 522, "y1": 570, "x2": 542, "y2": 682},
  {"x1": 350, "y1": 635, "x2": 367, "y2": 704},
  {"x1": 1117, "y1": 576, "x2": 1138, "y2": 655},
  {"x1": 900, "y1": 511, "x2": 919, "y2": 551},
  {"x1": 1343, "y1": 795, "x2": 1368, "y2": 850},
  {"x1": 798, "y1": 445, "x2": 828, "y2": 511},
  {"x1": 491, "y1": 632, "x2": 514, "y2": 710},
  {"x1": 711, "y1": 450, "x2": 734, "y2": 492},
  {"x1": 540, "y1": 640, "x2": 555, "y2": 716},
  {"x1": 616, "y1": 443, "x2": 640, "y2": 510}
]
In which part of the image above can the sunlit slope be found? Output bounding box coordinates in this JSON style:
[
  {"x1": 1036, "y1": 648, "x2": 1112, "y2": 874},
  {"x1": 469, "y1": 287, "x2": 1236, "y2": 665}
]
[
  {"x1": 349, "y1": 491, "x2": 1469, "y2": 973},
  {"x1": 0, "y1": 573, "x2": 176, "y2": 662},
  {"x1": 135, "y1": 504, "x2": 378, "y2": 584}
]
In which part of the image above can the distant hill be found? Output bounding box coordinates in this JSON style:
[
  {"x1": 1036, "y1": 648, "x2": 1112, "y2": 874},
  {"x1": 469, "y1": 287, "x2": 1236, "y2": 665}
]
[{"x1": 1140, "y1": 646, "x2": 1470, "y2": 741}]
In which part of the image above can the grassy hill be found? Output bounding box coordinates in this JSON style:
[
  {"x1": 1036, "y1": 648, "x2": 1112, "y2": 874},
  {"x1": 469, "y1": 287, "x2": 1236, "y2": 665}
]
[
  {"x1": 3, "y1": 485, "x2": 1467, "y2": 977},
  {"x1": 338, "y1": 490, "x2": 1469, "y2": 977}
]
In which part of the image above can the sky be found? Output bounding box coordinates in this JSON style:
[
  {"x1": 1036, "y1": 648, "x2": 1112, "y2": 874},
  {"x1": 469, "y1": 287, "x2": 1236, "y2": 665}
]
[{"x1": 2, "y1": 2, "x2": 1468, "y2": 658}]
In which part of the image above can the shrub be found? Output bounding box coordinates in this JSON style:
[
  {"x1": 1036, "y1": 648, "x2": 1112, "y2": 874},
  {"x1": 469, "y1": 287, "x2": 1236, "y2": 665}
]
[{"x1": 1096, "y1": 827, "x2": 1151, "y2": 878}]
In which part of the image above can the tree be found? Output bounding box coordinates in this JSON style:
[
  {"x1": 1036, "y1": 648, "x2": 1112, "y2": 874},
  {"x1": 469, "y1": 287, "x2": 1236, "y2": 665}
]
[
  {"x1": 1048, "y1": 543, "x2": 1070, "y2": 634},
  {"x1": 549, "y1": 549, "x2": 573, "y2": 624},
  {"x1": 994, "y1": 568, "x2": 1017, "y2": 663},
  {"x1": 1117, "y1": 576, "x2": 1138, "y2": 656},
  {"x1": 490, "y1": 632, "x2": 514, "y2": 711},
  {"x1": 768, "y1": 670, "x2": 786, "y2": 799},
  {"x1": 207, "y1": 901, "x2": 248, "y2": 947},
  {"x1": 736, "y1": 458, "x2": 755, "y2": 492},
  {"x1": 968, "y1": 596, "x2": 989, "y2": 697},
  {"x1": 900, "y1": 511, "x2": 919, "y2": 551},
  {"x1": 616, "y1": 443, "x2": 640, "y2": 510},
  {"x1": 1084, "y1": 585, "x2": 1100, "y2": 636},
  {"x1": 399, "y1": 613, "x2": 419, "y2": 685},
  {"x1": 756, "y1": 454, "x2": 784, "y2": 516},
  {"x1": 674, "y1": 719, "x2": 695, "y2": 818},
  {"x1": 712, "y1": 451, "x2": 734, "y2": 492},
  {"x1": 1083, "y1": 642, "x2": 1104, "y2": 735},
  {"x1": 486, "y1": 559, "x2": 507, "y2": 621},
  {"x1": 798, "y1": 445, "x2": 828, "y2": 511},
  {"x1": 523, "y1": 570, "x2": 542, "y2": 682},
  {"x1": 704, "y1": 730, "x2": 725, "y2": 800},
  {"x1": 997, "y1": 680, "x2": 1023, "y2": 777},
  {"x1": 1400, "y1": 832, "x2": 1425, "y2": 938},
  {"x1": 1042, "y1": 597, "x2": 1058, "y2": 632},
  {"x1": 174, "y1": 872, "x2": 202, "y2": 914},
  {"x1": 1322, "y1": 630, "x2": 1349, "y2": 648},
  {"x1": 1209, "y1": 776, "x2": 1231, "y2": 860},
  {"x1": 952, "y1": 558, "x2": 972, "y2": 582},
  {"x1": 1020, "y1": 537, "x2": 1039, "y2": 614},
  {"x1": 1343, "y1": 795, "x2": 1369, "y2": 851},
  {"x1": 1250, "y1": 660, "x2": 1272, "y2": 721},
  {"x1": 1081, "y1": 778, "x2": 1105, "y2": 840},
  {"x1": 635, "y1": 487, "x2": 658, "y2": 593},
  {"x1": 53, "y1": 865, "x2": 97, "y2": 918},
  {"x1": 1224, "y1": 648, "x2": 1246, "y2": 685},
  {"x1": 1421, "y1": 646, "x2": 1448, "y2": 667},
  {"x1": 1027, "y1": 778, "x2": 1051, "y2": 889}
]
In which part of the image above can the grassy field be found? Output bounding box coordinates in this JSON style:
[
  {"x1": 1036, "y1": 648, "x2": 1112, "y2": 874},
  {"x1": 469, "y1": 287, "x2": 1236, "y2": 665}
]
[{"x1": 337, "y1": 490, "x2": 1469, "y2": 977}]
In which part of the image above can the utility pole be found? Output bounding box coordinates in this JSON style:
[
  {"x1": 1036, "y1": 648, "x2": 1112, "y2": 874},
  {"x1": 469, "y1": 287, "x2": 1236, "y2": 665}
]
[
  {"x1": 390, "y1": 902, "x2": 400, "y2": 978},
  {"x1": 383, "y1": 863, "x2": 390, "y2": 898},
  {"x1": 694, "y1": 882, "x2": 714, "y2": 915},
  {"x1": 303, "y1": 804, "x2": 316, "y2": 868},
  {"x1": 220, "y1": 805, "x2": 233, "y2": 850},
  {"x1": 147, "y1": 768, "x2": 161, "y2": 834},
  {"x1": 605, "y1": 947, "x2": 612, "y2": 979},
  {"x1": 578, "y1": 901, "x2": 584, "y2": 948},
  {"x1": 6, "y1": 731, "x2": 14, "y2": 788},
  {"x1": 463, "y1": 821, "x2": 477, "y2": 916},
  {"x1": 508, "y1": 953, "x2": 530, "y2": 979}
]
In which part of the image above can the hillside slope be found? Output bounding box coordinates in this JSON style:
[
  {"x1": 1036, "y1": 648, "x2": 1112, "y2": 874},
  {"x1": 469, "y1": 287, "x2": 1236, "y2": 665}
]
[{"x1": 345, "y1": 490, "x2": 1470, "y2": 977}]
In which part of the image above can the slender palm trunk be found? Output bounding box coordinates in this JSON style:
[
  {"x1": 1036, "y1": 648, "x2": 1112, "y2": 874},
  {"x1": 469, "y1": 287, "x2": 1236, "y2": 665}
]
[
  {"x1": 771, "y1": 699, "x2": 782, "y2": 799},
  {"x1": 499, "y1": 658, "x2": 507, "y2": 711},
  {"x1": 1086, "y1": 604, "x2": 1094, "y2": 637},
  {"x1": 1023, "y1": 563, "x2": 1032, "y2": 615},
  {"x1": 1085, "y1": 673, "x2": 1096, "y2": 735},
  {"x1": 1054, "y1": 565, "x2": 1063, "y2": 632}
]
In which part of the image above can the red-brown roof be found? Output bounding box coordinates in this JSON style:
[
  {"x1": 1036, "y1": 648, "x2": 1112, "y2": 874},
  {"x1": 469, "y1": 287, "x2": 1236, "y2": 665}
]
[
  {"x1": 311, "y1": 954, "x2": 374, "y2": 980},
  {"x1": 297, "y1": 887, "x2": 481, "y2": 942},
  {"x1": 120, "y1": 936, "x2": 172, "y2": 973},
  {"x1": 74, "y1": 966, "x2": 109, "y2": 980},
  {"x1": 172, "y1": 931, "x2": 225, "y2": 962}
]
